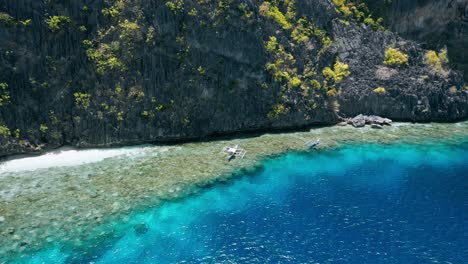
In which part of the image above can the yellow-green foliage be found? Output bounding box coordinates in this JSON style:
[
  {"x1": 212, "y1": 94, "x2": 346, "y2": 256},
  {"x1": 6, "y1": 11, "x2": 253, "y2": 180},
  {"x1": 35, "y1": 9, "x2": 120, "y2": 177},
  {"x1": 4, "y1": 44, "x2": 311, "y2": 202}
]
[
  {"x1": 0, "y1": 12, "x2": 31, "y2": 27},
  {"x1": 188, "y1": 8, "x2": 198, "y2": 17},
  {"x1": 322, "y1": 60, "x2": 350, "y2": 83},
  {"x1": 238, "y1": 3, "x2": 254, "y2": 20},
  {"x1": 322, "y1": 67, "x2": 335, "y2": 80},
  {"x1": 333, "y1": 0, "x2": 352, "y2": 16},
  {"x1": 39, "y1": 124, "x2": 48, "y2": 133},
  {"x1": 0, "y1": 125, "x2": 11, "y2": 138},
  {"x1": 166, "y1": 0, "x2": 184, "y2": 14},
  {"x1": 333, "y1": 60, "x2": 351, "y2": 82},
  {"x1": 291, "y1": 18, "x2": 313, "y2": 43},
  {"x1": 326, "y1": 88, "x2": 338, "y2": 97},
  {"x1": 291, "y1": 17, "x2": 333, "y2": 53},
  {"x1": 259, "y1": 2, "x2": 292, "y2": 29},
  {"x1": 18, "y1": 19, "x2": 32, "y2": 26},
  {"x1": 86, "y1": 43, "x2": 125, "y2": 75},
  {"x1": 439, "y1": 49, "x2": 449, "y2": 64},
  {"x1": 102, "y1": 0, "x2": 124, "y2": 18},
  {"x1": 290, "y1": 76, "x2": 302, "y2": 87},
  {"x1": 333, "y1": 1, "x2": 384, "y2": 30},
  {"x1": 0, "y1": 82, "x2": 10, "y2": 106},
  {"x1": 74, "y1": 92, "x2": 91, "y2": 109},
  {"x1": 146, "y1": 26, "x2": 156, "y2": 44},
  {"x1": 128, "y1": 87, "x2": 145, "y2": 101},
  {"x1": 0, "y1": 12, "x2": 14, "y2": 26},
  {"x1": 384, "y1": 48, "x2": 408, "y2": 66},
  {"x1": 425, "y1": 49, "x2": 449, "y2": 72},
  {"x1": 363, "y1": 16, "x2": 384, "y2": 31},
  {"x1": 338, "y1": 19, "x2": 350, "y2": 26},
  {"x1": 45, "y1": 16, "x2": 71, "y2": 32},
  {"x1": 265, "y1": 36, "x2": 278, "y2": 53},
  {"x1": 265, "y1": 45, "x2": 296, "y2": 83},
  {"x1": 320, "y1": 36, "x2": 333, "y2": 54},
  {"x1": 311, "y1": 79, "x2": 321, "y2": 89},
  {"x1": 197, "y1": 66, "x2": 206, "y2": 75},
  {"x1": 268, "y1": 104, "x2": 289, "y2": 118},
  {"x1": 119, "y1": 19, "x2": 140, "y2": 41},
  {"x1": 117, "y1": 111, "x2": 124, "y2": 121},
  {"x1": 14, "y1": 129, "x2": 20, "y2": 139},
  {"x1": 373, "y1": 87, "x2": 386, "y2": 94}
]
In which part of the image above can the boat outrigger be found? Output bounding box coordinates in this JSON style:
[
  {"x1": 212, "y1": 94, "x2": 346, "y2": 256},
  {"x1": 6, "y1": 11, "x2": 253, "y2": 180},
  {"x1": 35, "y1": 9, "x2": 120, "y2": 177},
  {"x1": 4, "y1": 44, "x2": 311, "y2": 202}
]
[
  {"x1": 222, "y1": 144, "x2": 247, "y2": 160},
  {"x1": 305, "y1": 139, "x2": 320, "y2": 149}
]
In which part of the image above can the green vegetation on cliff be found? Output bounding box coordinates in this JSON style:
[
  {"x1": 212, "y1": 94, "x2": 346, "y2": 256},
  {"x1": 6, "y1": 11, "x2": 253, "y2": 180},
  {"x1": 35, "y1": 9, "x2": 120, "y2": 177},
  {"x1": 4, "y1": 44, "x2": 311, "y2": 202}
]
[
  {"x1": 45, "y1": 15, "x2": 72, "y2": 32},
  {"x1": 373, "y1": 87, "x2": 386, "y2": 94},
  {"x1": 384, "y1": 47, "x2": 408, "y2": 66},
  {"x1": 424, "y1": 49, "x2": 449, "y2": 73},
  {"x1": 332, "y1": 0, "x2": 385, "y2": 30},
  {"x1": 0, "y1": 0, "x2": 466, "y2": 156},
  {"x1": 0, "y1": 83, "x2": 10, "y2": 106}
]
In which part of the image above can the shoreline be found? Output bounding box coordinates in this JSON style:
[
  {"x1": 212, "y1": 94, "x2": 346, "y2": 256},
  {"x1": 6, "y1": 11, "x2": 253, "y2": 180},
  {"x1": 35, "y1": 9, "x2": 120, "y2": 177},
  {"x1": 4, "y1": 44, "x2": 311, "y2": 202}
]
[
  {"x1": 0, "y1": 120, "x2": 334, "y2": 160},
  {"x1": 1, "y1": 122, "x2": 468, "y2": 262},
  {"x1": 2, "y1": 118, "x2": 468, "y2": 161}
]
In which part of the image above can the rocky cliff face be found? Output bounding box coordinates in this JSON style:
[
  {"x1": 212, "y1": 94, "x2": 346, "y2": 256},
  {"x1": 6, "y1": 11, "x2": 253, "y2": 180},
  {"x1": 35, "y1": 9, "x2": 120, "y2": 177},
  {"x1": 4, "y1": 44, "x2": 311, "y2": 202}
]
[
  {"x1": 0, "y1": 0, "x2": 467, "y2": 157},
  {"x1": 366, "y1": 0, "x2": 468, "y2": 79}
]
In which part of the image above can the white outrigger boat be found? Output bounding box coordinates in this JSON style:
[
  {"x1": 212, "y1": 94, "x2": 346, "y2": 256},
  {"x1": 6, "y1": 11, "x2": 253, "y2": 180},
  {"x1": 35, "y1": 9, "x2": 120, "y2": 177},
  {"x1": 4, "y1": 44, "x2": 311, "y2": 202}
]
[{"x1": 222, "y1": 144, "x2": 247, "y2": 160}]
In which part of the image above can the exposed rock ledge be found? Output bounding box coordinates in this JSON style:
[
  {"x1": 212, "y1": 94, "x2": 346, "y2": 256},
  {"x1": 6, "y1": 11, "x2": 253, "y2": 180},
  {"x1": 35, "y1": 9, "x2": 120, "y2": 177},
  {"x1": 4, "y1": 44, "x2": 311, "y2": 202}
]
[{"x1": 342, "y1": 114, "x2": 393, "y2": 128}]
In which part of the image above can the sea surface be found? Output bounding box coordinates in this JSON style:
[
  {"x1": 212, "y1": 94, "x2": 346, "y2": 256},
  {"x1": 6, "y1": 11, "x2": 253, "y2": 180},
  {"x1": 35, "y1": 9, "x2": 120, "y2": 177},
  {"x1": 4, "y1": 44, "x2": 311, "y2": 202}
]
[{"x1": 19, "y1": 142, "x2": 468, "y2": 263}]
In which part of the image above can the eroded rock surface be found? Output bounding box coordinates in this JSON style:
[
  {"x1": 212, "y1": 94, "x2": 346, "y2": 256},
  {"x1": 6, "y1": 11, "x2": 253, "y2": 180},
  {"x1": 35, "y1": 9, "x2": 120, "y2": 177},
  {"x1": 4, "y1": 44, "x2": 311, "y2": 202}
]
[{"x1": 0, "y1": 0, "x2": 466, "y2": 156}]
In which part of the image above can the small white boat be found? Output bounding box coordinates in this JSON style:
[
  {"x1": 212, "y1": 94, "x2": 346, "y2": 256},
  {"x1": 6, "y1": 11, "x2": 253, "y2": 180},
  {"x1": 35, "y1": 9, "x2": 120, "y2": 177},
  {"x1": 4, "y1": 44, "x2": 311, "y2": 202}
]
[
  {"x1": 305, "y1": 139, "x2": 320, "y2": 148},
  {"x1": 222, "y1": 144, "x2": 247, "y2": 160}
]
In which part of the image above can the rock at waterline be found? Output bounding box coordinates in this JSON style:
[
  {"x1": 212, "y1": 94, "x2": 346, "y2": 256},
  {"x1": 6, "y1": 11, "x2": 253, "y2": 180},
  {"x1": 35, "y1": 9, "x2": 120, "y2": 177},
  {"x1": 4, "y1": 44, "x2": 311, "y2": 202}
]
[
  {"x1": 349, "y1": 114, "x2": 392, "y2": 128},
  {"x1": 337, "y1": 122, "x2": 348, "y2": 126},
  {"x1": 371, "y1": 124, "x2": 383, "y2": 129},
  {"x1": 350, "y1": 114, "x2": 366, "y2": 128}
]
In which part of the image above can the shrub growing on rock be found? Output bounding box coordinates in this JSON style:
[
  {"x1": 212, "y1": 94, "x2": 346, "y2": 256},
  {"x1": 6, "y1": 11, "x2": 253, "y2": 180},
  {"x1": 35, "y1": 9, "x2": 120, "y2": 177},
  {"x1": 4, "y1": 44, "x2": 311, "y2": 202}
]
[
  {"x1": 259, "y1": 2, "x2": 292, "y2": 29},
  {"x1": 424, "y1": 49, "x2": 449, "y2": 73},
  {"x1": 268, "y1": 104, "x2": 289, "y2": 118},
  {"x1": 384, "y1": 48, "x2": 408, "y2": 66},
  {"x1": 0, "y1": 12, "x2": 14, "y2": 26},
  {"x1": 165, "y1": 0, "x2": 184, "y2": 14},
  {"x1": 39, "y1": 124, "x2": 48, "y2": 133},
  {"x1": 373, "y1": 87, "x2": 386, "y2": 94},
  {"x1": 0, "y1": 125, "x2": 11, "y2": 138},
  {"x1": 265, "y1": 36, "x2": 278, "y2": 53},
  {"x1": 322, "y1": 60, "x2": 350, "y2": 83},
  {"x1": 45, "y1": 16, "x2": 71, "y2": 32},
  {"x1": 0, "y1": 82, "x2": 10, "y2": 106},
  {"x1": 74, "y1": 93, "x2": 91, "y2": 109}
]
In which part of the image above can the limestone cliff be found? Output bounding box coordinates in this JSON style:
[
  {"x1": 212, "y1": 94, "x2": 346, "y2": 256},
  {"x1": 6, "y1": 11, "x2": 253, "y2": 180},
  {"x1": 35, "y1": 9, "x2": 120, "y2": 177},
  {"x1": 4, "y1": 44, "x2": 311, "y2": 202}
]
[
  {"x1": 366, "y1": 0, "x2": 468, "y2": 79},
  {"x1": 0, "y1": 0, "x2": 467, "y2": 157}
]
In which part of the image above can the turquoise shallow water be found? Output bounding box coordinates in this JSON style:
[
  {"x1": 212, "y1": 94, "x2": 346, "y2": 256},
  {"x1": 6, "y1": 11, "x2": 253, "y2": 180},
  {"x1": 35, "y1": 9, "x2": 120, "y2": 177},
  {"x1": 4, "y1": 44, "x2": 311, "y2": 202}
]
[{"x1": 21, "y1": 143, "x2": 468, "y2": 263}]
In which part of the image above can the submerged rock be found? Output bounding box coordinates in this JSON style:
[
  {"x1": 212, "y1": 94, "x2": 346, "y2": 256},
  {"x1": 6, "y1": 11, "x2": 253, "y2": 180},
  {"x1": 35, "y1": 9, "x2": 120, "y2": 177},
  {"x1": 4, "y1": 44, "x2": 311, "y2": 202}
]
[{"x1": 134, "y1": 223, "x2": 149, "y2": 235}]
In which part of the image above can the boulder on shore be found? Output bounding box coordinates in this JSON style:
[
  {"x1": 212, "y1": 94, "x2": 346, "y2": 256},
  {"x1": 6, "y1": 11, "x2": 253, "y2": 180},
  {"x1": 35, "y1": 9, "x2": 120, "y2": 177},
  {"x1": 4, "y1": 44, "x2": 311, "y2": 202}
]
[{"x1": 349, "y1": 114, "x2": 392, "y2": 128}]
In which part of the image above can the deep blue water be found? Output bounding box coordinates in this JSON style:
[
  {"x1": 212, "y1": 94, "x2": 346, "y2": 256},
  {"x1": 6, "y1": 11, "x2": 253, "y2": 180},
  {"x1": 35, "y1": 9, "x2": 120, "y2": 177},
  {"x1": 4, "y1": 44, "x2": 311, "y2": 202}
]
[{"x1": 28, "y1": 143, "x2": 468, "y2": 263}]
